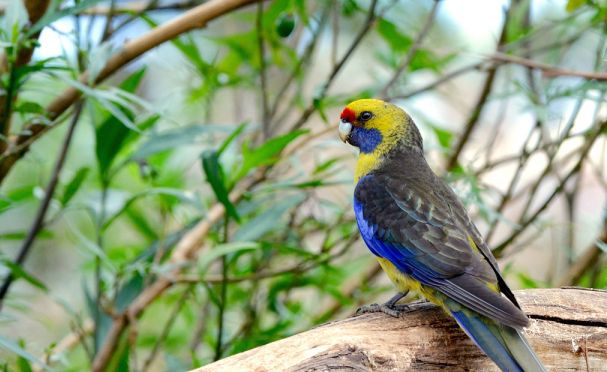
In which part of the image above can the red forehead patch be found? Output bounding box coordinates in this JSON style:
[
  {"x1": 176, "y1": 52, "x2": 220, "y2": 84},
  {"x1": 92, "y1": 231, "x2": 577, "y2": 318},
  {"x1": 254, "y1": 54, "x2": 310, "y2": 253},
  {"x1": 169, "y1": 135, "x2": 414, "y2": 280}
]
[{"x1": 340, "y1": 107, "x2": 355, "y2": 123}]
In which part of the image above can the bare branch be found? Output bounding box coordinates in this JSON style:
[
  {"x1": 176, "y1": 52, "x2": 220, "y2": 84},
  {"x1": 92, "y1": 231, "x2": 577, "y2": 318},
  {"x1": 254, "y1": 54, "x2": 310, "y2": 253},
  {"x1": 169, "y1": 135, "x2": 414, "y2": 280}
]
[
  {"x1": 490, "y1": 52, "x2": 607, "y2": 81},
  {"x1": 195, "y1": 288, "x2": 607, "y2": 371}
]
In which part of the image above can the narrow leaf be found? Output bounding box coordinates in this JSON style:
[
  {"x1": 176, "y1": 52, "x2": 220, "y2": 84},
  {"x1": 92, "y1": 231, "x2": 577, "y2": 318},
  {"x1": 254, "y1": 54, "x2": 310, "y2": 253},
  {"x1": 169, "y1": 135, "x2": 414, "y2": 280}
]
[
  {"x1": 27, "y1": 0, "x2": 106, "y2": 36},
  {"x1": 0, "y1": 336, "x2": 46, "y2": 369},
  {"x1": 217, "y1": 122, "x2": 247, "y2": 156},
  {"x1": 61, "y1": 167, "x2": 90, "y2": 205},
  {"x1": 95, "y1": 68, "x2": 147, "y2": 178},
  {"x1": 201, "y1": 151, "x2": 240, "y2": 222},
  {"x1": 235, "y1": 130, "x2": 307, "y2": 181},
  {"x1": 0, "y1": 259, "x2": 47, "y2": 291},
  {"x1": 198, "y1": 242, "x2": 259, "y2": 269},
  {"x1": 131, "y1": 124, "x2": 228, "y2": 160}
]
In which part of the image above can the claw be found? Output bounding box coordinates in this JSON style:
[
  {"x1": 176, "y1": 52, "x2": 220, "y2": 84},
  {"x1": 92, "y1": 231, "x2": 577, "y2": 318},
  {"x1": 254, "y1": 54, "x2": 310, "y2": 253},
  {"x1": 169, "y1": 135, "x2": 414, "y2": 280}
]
[
  {"x1": 356, "y1": 303, "x2": 407, "y2": 317},
  {"x1": 355, "y1": 291, "x2": 411, "y2": 318}
]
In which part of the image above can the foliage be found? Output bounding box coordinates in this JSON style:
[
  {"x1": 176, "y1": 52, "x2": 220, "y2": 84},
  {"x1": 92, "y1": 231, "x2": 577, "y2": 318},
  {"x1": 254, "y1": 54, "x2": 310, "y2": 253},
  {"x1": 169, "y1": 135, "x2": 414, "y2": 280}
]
[{"x1": 0, "y1": 0, "x2": 606, "y2": 370}]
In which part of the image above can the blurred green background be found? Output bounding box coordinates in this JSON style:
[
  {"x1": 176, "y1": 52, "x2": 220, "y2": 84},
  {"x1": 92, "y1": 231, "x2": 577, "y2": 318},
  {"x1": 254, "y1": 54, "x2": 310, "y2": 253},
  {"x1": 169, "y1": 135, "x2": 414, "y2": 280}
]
[{"x1": 0, "y1": 0, "x2": 606, "y2": 370}]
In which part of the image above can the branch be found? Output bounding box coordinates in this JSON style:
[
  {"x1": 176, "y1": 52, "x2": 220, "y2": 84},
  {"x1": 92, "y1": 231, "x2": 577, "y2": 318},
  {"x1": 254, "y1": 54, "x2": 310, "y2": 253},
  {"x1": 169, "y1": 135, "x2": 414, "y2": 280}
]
[
  {"x1": 288, "y1": 0, "x2": 380, "y2": 132},
  {"x1": 492, "y1": 119, "x2": 607, "y2": 255},
  {"x1": 0, "y1": 0, "x2": 260, "y2": 183},
  {"x1": 380, "y1": 0, "x2": 441, "y2": 97},
  {"x1": 256, "y1": 1, "x2": 270, "y2": 139},
  {"x1": 490, "y1": 52, "x2": 607, "y2": 81},
  {"x1": 0, "y1": 101, "x2": 84, "y2": 309},
  {"x1": 0, "y1": 0, "x2": 51, "y2": 154},
  {"x1": 194, "y1": 288, "x2": 607, "y2": 371},
  {"x1": 444, "y1": 3, "x2": 517, "y2": 172},
  {"x1": 91, "y1": 171, "x2": 264, "y2": 372}
]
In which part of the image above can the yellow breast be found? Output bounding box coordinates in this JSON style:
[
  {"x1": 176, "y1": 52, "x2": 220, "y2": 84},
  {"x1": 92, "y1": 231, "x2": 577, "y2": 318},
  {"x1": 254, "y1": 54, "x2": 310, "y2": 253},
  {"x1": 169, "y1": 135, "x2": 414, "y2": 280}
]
[{"x1": 355, "y1": 153, "x2": 382, "y2": 180}]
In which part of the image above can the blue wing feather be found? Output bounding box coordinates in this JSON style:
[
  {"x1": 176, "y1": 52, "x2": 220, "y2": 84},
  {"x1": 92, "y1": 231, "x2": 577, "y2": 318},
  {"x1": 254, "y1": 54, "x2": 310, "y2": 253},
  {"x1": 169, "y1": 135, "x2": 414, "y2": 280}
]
[{"x1": 353, "y1": 174, "x2": 530, "y2": 329}]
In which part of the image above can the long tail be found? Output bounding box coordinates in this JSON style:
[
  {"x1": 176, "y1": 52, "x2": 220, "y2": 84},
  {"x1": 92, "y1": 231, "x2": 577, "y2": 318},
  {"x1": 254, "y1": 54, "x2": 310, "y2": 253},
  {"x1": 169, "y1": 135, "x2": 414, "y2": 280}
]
[{"x1": 449, "y1": 308, "x2": 546, "y2": 372}]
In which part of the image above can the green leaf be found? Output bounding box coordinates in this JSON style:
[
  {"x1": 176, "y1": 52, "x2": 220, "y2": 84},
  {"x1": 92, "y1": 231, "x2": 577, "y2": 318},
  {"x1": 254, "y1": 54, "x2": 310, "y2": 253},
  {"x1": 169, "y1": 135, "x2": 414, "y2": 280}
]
[
  {"x1": 212, "y1": 31, "x2": 259, "y2": 68},
  {"x1": 217, "y1": 123, "x2": 247, "y2": 156},
  {"x1": 27, "y1": 0, "x2": 106, "y2": 36},
  {"x1": 131, "y1": 125, "x2": 228, "y2": 160},
  {"x1": 198, "y1": 242, "x2": 259, "y2": 269},
  {"x1": 17, "y1": 354, "x2": 33, "y2": 372},
  {"x1": 376, "y1": 18, "x2": 412, "y2": 53},
  {"x1": 566, "y1": 0, "x2": 585, "y2": 12},
  {"x1": 140, "y1": 14, "x2": 208, "y2": 71},
  {"x1": 1, "y1": 0, "x2": 28, "y2": 40},
  {"x1": 102, "y1": 188, "x2": 203, "y2": 230},
  {"x1": 233, "y1": 194, "x2": 305, "y2": 242},
  {"x1": 234, "y1": 130, "x2": 307, "y2": 182},
  {"x1": 95, "y1": 68, "x2": 147, "y2": 179},
  {"x1": 201, "y1": 151, "x2": 240, "y2": 222},
  {"x1": 125, "y1": 208, "x2": 159, "y2": 241},
  {"x1": 0, "y1": 259, "x2": 47, "y2": 291},
  {"x1": 313, "y1": 156, "x2": 345, "y2": 175},
  {"x1": 115, "y1": 274, "x2": 144, "y2": 312},
  {"x1": 431, "y1": 125, "x2": 453, "y2": 149},
  {"x1": 83, "y1": 283, "x2": 112, "y2": 355},
  {"x1": 14, "y1": 101, "x2": 45, "y2": 115},
  {"x1": 517, "y1": 272, "x2": 540, "y2": 289},
  {"x1": 0, "y1": 336, "x2": 46, "y2": 369},
  {"x1": 116, "y1": 344, "x2": 129, "y2": 372},
  {"x1": 0, "y1": 230, "x2": 52, "y2": 241},
  {"x1": 61, "y1": 167, "x2": 90, "y2": 205},
  {"x1": 342, "y1": 0, "x2": 361, "y2": 16}
]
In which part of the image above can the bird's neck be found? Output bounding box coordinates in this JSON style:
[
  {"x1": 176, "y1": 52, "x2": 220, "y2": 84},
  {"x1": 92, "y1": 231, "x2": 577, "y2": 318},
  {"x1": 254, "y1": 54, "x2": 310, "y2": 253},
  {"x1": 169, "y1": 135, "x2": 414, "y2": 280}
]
[
  {"x1": 354, "y1": 121, "x2": 424, "y2": 181},
  {"x1": 355, "y1": 142, "x2": 424, "y2": 181},
  {"x1": 355, "y1": 152, "x2": 381, "y2": 181}
]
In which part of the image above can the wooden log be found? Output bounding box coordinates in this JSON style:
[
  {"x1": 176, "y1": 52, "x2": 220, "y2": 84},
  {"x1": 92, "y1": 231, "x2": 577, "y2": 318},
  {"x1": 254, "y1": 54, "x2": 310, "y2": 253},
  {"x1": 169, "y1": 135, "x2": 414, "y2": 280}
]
[{"x1": 194, "y1": 288, "x2": 607, "y2": 371}]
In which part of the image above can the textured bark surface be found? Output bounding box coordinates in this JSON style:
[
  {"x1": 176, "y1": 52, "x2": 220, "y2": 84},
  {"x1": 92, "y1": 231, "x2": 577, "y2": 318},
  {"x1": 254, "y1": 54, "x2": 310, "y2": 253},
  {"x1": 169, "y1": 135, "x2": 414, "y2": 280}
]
[{"x1": 195, "y1": 288, "x2": 607, "y2": 371}]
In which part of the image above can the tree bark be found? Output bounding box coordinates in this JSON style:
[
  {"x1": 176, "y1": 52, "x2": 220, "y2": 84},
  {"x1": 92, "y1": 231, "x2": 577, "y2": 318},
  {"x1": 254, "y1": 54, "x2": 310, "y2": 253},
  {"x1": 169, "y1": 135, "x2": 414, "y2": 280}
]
[{"x1": 195, "y1": 288, "x2": 607, "y2": 371}]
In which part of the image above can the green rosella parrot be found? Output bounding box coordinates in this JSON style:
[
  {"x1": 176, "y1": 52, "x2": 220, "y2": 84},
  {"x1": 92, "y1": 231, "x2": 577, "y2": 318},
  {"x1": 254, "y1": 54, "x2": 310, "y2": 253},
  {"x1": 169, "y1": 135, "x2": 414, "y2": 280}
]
[{"x1": 338, "y1": 99, "x2": 546, "y2": 372}]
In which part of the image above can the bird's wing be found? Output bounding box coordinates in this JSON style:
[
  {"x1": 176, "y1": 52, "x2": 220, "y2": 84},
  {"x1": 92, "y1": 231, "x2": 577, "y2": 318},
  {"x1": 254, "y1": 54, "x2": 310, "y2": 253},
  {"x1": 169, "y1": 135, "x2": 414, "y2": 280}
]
[
  {"x1": 431, "y1": 174, "x2": 523, "y2": 310},
  {"x1": 354, "y1": 173, "x2": 528, "y2": 328}
]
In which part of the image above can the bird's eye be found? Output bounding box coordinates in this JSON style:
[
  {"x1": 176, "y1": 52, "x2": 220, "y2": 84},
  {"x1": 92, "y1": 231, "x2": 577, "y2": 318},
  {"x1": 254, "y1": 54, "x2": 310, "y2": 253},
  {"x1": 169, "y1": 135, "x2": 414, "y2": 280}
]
[{"x1": 359, "y1": 111, "x2": 373, "y2": 121}]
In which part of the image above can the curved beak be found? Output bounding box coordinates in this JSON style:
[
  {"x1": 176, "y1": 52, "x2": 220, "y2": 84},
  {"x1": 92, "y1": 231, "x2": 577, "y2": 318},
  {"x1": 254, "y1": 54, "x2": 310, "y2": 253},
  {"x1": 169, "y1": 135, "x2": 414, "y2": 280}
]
[{"x1": 338, "y1": 119, "x2": 352, "y2": 143}]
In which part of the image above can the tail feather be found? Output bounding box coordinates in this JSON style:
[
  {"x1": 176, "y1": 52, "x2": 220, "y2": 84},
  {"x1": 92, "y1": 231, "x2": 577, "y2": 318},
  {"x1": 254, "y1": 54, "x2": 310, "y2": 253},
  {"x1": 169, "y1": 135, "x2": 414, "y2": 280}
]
[{"x1": 450, "y1": 309, "x2": 546, "y2": 372}]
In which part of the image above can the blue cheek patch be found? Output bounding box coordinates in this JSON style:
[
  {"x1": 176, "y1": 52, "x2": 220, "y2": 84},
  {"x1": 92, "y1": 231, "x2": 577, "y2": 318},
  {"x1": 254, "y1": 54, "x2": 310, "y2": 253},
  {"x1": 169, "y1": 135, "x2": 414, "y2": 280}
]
[{"x1": 350, "y1": 127, "x2": 382, "y2": 153}]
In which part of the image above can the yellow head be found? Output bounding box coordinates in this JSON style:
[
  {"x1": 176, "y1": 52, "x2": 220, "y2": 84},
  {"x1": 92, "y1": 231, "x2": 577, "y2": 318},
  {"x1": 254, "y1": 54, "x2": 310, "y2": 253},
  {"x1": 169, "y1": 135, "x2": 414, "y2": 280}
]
[{"x1": 338, "y1": 99, "x2": 422, "y2": 180}]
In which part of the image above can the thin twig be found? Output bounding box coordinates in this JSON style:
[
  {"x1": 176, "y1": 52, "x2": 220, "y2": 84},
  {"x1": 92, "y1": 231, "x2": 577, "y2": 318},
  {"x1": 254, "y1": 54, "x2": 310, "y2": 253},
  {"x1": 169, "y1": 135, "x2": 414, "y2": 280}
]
[
  {"x1": 288, "y1": 0, "x2": 381, "y2": 132},
  {"x1": 214, "y1": 214, "x2": 230, "y2": 361},
  {"x1": 388, "y1": 62, "x2": 487, "y2": 101},
  {"x1": 91, "y1": 170, "x2": 265, "y2": 372},
  {"x1": 444, "y1": 4, "x2": 511, "y2": 172},
  {"x1": 0, "y1": 101, "x2": 84, "y2": 309},
  {"x1": 490, "y1": 52, "x2": 607, "y2": 81},
  {"x1": 267, "y1": 6, "x2": 330, "y2": 131},
  {"x1": 492, "y1": 120, "x2": 607, "y2": 255},
  {"x1": 380, "y1": 0, "x2": 441, "y2": 97},
  {"x1": 189, "y1": 301, "x2": 211, "y2": 353},
  {"x1": 142, "y1": 287, "x2": 193, "y2": 371},
  {"x1": 0, "y1": 0, "x2": 52, "y2": 155},
  {"x1": 256, "y1": 1, "x2": 270, "y2": 140}
]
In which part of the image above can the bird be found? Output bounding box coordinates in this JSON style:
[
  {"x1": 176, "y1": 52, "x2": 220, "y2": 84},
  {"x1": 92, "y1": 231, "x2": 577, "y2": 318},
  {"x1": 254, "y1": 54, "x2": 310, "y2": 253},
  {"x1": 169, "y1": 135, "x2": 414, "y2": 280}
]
[{"x1": 338, "y1": 98, "x2": 546, "y2": 372}]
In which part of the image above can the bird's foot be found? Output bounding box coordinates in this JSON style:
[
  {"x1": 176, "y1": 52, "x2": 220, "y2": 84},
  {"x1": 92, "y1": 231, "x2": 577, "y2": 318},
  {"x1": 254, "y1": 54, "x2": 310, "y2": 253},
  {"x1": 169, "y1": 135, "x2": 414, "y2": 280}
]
[
  {"x1": 355, "y1": 291, "x2": 411, "y2": 318},
  {"x1": 356, "y1": 302, "x2": 410, "y2": 318}
]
